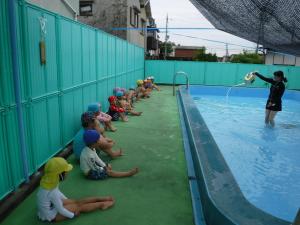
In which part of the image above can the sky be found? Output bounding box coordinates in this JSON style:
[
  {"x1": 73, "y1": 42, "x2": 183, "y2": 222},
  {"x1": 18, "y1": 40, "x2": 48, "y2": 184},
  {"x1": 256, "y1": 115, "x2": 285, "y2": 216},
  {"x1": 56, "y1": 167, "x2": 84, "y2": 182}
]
[{"x1": 150, "y1": 0, "x2": 257, "y2": 56}]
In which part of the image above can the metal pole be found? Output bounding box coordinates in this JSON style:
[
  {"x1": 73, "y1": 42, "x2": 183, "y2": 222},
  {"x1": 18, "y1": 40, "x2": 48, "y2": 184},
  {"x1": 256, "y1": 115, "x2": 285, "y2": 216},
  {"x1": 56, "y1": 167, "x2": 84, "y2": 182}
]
[
  {"x1": 164, "y1": 14, "x2": 168, "y2": 60},
  {"x1": 8, "y1": 0, "x2": 30, "y2": 183},
  {"x1": 225, "y1": 43, "x2": 229, "y2": 62}
]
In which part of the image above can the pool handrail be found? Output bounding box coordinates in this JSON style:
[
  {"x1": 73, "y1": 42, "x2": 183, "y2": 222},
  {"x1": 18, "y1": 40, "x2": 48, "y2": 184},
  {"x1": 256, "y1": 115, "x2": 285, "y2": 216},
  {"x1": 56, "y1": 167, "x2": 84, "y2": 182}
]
[{"x1": 173, "y1": 71, "x2": 189, "y2": 96}]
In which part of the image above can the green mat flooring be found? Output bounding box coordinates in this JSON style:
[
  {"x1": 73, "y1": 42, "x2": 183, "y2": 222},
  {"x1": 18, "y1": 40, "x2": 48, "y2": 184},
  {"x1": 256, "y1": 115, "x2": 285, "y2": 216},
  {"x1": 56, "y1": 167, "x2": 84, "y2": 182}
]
[{"x1": 2, "y1": 86, "x2": 194, "y2": 225}]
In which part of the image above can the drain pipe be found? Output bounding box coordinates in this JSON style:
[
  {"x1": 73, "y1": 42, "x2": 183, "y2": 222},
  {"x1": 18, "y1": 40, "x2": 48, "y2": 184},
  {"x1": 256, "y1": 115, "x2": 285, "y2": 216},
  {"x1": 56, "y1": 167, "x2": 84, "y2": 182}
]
[{"x1": 8, "y1": 0, "x2": 30, "y2": 183}]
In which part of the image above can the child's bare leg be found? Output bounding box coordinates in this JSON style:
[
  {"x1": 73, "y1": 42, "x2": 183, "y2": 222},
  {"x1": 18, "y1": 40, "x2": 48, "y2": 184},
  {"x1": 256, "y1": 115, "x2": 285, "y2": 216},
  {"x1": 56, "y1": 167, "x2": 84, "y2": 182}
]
[
  {"x1": 119, "y1": 113, "x2": 128, "y2": 122},
  {"x1": 105, "y1": 121, "x2": 117, "y2": 132},
  {"x1": 107, "y1": 167, "x2": 138, "y2": 178},
  {"x1": 55, "y1": 201, "x2": 114, "y2": 221},
  {"x1": 129, "y1": 110, "x2": 142, "y2": 116},
  {"x1": 76, "y1": 196, "x2": 114, "y2": 205},
  {"x1": 63, "y1": 197, "x2": 113, "y2": 206},
  {"x1": 98, "y1": 138, "x2": 122, "y2": 158},
  {"x1": 97, "y1": 147, "x2": 123, "y2": 158},
  {"x1": 105, "y1": 137, "x2": 114, "y2": 143},
  {"x1": 80, "y1": 201, "x2": 114, "y2": 211}
]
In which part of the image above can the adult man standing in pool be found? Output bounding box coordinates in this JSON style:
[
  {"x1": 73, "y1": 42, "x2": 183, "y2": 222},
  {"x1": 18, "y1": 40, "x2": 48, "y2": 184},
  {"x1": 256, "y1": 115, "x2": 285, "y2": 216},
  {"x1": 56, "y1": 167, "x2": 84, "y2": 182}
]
[{"x1": 253, "y1": 71, "x2": 288, "y2": 127}]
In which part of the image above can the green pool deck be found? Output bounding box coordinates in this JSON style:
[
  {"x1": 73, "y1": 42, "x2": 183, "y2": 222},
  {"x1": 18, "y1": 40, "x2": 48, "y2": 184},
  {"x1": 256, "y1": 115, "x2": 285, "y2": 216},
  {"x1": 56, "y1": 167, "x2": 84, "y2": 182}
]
[{"x1": 2, "y1": 86, "x2": 194, "y2": 225}]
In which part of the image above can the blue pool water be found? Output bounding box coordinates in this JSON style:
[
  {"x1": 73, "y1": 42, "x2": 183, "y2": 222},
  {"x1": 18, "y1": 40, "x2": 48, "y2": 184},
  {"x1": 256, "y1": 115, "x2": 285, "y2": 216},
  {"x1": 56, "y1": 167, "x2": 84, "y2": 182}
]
[{"x1": 191, "y1": 86, "x2": 300, "y2": 222}]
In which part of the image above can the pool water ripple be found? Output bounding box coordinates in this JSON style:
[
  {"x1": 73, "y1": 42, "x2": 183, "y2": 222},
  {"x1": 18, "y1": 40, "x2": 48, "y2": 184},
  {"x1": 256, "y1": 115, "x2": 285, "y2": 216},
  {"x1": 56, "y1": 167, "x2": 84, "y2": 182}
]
[{"x1": 193, "y1": 95, "x2": 300, "y2": 222}]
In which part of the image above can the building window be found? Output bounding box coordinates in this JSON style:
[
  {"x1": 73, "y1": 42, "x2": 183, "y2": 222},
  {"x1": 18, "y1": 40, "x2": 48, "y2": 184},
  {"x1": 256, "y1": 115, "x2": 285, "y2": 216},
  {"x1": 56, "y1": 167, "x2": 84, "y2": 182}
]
[
  {"x1": 80, "y1": 1, "x2": 93, "y2": 16},
  {"x1": 141, "y1": 19, "x2": 146, "y2": 35},
  {"x1": 130, "y1": 7, "x2": 140, "y2": 28}
]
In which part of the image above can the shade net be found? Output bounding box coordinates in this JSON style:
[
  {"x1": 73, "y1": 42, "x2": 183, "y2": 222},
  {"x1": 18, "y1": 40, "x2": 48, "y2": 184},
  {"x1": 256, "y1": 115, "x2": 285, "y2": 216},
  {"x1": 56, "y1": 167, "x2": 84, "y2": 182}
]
[{"x1": 189, "y1": 0, "x2": 300, "y2": 56}]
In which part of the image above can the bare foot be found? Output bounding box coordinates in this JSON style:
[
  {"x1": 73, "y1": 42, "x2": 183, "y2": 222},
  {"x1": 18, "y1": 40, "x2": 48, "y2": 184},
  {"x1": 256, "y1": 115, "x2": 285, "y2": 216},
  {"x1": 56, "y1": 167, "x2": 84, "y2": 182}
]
[
  {"x1": 98, "y1": 196, "x2": 114, "y2": 202},
  {"x1": 137, "y1": 112, "x2": 142, "y2": 116},
  {"x1": 110, "y1": 127, "x2": 117, "y2": 132},
  {"x1": 100, "y1": 201, "x2": 114, "y2": 210},
  {"x1": 112, "y1": 149, "x2": 123, "y2": 158},
  {"x1": 107, "y1": 164, "x2": 112, "y2": 170},
  {"x1": 106, "y1": 137, "x2": 114, "y2": 142},
  {"x1": 129, "y1": 168, "x2": 139, "y2": 176},
  {"x1": 122, "y1": 117, "x2": 128, "y2": 122}
]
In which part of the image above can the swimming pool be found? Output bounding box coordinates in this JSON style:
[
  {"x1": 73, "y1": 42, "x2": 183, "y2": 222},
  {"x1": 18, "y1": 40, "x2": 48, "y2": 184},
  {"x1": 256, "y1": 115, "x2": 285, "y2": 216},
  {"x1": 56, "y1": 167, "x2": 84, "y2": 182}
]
[{"x1": 178, "y1": 85, "x2": 299, "y2": 225}]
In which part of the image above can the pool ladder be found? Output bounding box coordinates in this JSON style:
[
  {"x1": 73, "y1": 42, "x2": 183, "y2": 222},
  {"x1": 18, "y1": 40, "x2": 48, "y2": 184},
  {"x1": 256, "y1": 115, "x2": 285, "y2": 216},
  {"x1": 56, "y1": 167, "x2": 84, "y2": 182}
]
[{"x1": 173, "y1": 71, "x2": 189, "y2": 96}]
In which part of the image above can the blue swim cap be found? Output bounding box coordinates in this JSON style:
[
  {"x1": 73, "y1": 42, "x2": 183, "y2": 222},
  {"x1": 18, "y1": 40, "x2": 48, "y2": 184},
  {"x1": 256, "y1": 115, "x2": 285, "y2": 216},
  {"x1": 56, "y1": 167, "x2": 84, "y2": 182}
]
[
  {"x1": 115, "y1": 91, "x2": 123, "y2": 97},
  {"x1": 83, "y1": 129, "x2": 100, "y2": 145},
  {"x1": 113, "y1": 87, "x2": 121, "y2": 94},
  {"x1": 87, "y1": 103, "x2": 100, "y2": 113}
]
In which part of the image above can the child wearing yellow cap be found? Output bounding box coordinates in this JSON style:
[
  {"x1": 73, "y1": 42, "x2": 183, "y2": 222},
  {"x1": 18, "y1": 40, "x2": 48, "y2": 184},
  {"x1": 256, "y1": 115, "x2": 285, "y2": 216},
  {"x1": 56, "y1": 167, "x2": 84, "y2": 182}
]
[
  {"x1": 136, "y1": 80, "x2": 150, "y2": 100},
  {"x1": 37, "y1": 157, "x2": 114, "y2": 222}
]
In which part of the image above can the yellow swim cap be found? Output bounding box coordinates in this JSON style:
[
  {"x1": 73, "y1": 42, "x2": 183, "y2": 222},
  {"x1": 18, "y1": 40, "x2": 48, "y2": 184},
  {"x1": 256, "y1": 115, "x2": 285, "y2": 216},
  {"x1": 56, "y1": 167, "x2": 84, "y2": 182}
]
[
  {"x1": 136, "y1": 80, "x2": 144, "y2": 85},
  {"x1": 40, "y1": 157, "x2": 73, "y2": 190}
]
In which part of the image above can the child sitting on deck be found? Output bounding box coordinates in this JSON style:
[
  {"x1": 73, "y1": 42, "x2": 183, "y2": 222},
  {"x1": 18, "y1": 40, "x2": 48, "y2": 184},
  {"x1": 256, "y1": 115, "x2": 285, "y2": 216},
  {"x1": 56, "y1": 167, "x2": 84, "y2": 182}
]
[
  {"x1": 37, "y1": 157, "x2": 114, "y2": 222},
  {"x1": 115, "y1": 91, "x2": 142, "y2": 116},
  {"x1": 125, "y1": 87, "x2": 137, "y2": 106},
  {"x1": 88, "y1": 103, "x2": 117, "y2": 132},
  {"x1": 73, "y1": 112, "x2": 122, "y2": 160},
  {"x1": 136, "y1": 80, "x2": 150, "y2": 99},
  {"x1": 107, "y1": 95, "x2": 128, "y2": 122},
  {"x1": 80, "y1": 129, "x2": 139, "y2": 180},
  {"x1": 147, "y1": 76, "x2": 160, "y2": 91}
]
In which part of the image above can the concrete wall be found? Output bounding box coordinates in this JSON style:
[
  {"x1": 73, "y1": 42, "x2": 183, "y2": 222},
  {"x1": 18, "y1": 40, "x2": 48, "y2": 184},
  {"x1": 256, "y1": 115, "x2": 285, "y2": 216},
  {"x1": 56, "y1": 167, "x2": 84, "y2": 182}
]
[
  {"x1": 79, "y1": 0, "x2": 128, "y2": 40},
  {"x1": 266, "y1": 52, "x2": 300, "y2": 66},
  {"x1": 79, "y1": 0, "x2": 147, "y2": 48},
  {"x1": 27, "y1": 0, "x2": 79, "y2": 19}
]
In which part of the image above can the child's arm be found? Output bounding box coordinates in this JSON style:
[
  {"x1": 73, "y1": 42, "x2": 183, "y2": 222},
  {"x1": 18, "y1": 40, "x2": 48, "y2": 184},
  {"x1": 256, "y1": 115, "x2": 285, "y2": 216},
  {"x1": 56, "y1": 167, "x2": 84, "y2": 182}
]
[
  {"x1": 94, "y1": 154, "x2": 107, "y2": 168},
  {"x1": 50, "y1": 190, "x2": 74, "y2": 219},
  {"x1": 111, "y1": 105, "x2": 125, "y2": 113}
]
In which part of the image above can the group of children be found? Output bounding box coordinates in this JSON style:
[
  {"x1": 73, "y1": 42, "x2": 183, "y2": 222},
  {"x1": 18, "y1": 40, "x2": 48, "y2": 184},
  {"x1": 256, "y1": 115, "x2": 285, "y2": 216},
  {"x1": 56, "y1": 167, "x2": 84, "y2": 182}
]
[{"x1": 37, "y1": 77, "x2": 160, "y2": 222}]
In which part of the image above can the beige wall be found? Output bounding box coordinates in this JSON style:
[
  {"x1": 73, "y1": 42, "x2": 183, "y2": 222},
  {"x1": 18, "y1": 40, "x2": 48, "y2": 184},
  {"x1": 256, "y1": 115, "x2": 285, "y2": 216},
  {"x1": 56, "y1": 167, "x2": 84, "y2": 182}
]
[
  {"x1": 296, "y1": 57, "x2": 300, "y2": 66},
  {"x1": 265, "y1": 52, "x2": 300, "y2": 66},
  {"x1": 126, "y1": 0, "x2": 147, "y2": 48},
  {"x1": 27, "y1": 0, "x2": 79, "y2": 19}
]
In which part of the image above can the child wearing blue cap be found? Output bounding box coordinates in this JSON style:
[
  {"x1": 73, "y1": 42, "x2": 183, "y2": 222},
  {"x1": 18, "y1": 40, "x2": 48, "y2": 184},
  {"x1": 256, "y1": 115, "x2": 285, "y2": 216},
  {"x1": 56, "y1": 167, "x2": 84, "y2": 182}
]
[
  {"x1": 88, "y1": 103, "x2": 117, "y2": 132},
  {"x1": 80, "y1": 130, "x2": 139, "y2": 180},
  {"x1": 73, "y1": 112, "x2": 122, "y2": 160},
  {"x1": 116, "y1": 91, "x2": 142, "y2": 116}
]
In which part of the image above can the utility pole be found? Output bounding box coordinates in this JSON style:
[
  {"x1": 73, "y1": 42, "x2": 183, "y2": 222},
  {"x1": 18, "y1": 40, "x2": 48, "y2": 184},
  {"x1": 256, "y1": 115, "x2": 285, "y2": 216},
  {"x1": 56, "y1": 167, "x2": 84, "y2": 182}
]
[
  {"x1": 225, "y1": 43, "x2": 229, "y2": 62},
  {"x1": 164, "y1": 14, "x2": 169, "y2": 60}
]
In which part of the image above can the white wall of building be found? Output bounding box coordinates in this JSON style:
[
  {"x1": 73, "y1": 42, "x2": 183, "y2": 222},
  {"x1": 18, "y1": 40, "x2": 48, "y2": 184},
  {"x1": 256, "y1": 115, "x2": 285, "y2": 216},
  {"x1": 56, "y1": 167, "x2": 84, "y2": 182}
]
[
  {"x1": 126, "y1": 0, "x2": 147, "y2": 48},
  {"x1": 266, "y1": 52, "x2": 300, "y2": 66},
  {"x1": 27, "y1": 0, "x2": 79, "y2": 20}
]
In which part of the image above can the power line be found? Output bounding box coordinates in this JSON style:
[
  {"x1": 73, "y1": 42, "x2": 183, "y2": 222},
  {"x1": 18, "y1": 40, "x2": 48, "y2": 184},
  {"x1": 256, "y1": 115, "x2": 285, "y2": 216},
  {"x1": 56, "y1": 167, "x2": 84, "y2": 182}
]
[
  {"x1": 111, "y1": 27, "x2": 216, "y2": 30},
  {"x1": 168, "y1": 32, "x2": 256, "y2": 49}
]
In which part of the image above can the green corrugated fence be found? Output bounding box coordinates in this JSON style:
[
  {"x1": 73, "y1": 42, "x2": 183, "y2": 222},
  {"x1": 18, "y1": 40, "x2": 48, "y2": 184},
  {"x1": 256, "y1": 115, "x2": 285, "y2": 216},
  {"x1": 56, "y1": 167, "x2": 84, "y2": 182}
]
[
  {"x1": 145, "y1": 60, "x2": 300, "y2": 89},
  {"x1": 0, "y1": 1, "x2": 144, "y2": 200}
]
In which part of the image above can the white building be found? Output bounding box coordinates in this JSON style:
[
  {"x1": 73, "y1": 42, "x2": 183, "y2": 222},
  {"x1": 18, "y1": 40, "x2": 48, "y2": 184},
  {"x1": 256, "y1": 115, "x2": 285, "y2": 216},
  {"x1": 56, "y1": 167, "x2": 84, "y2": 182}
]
[
  {"x1": 265, "y1": 51, "x2": 300, "y2": 66},
  {"x1": 27, "y1": 0, "x2": 79, "y2": 20}
]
